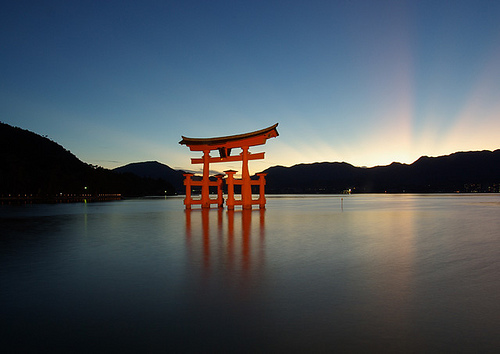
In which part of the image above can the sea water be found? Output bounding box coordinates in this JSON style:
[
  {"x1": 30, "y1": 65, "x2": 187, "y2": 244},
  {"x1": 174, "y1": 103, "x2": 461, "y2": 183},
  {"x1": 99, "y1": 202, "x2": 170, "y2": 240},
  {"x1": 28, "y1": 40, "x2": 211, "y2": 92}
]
[{"x1": 1, "y1": 194, "x2": 500, "y2": 352}]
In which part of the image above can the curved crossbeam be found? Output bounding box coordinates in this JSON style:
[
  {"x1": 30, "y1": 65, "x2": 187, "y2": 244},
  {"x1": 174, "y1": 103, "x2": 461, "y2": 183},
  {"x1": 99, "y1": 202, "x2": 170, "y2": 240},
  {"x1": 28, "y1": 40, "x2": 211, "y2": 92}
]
[{"x1": 179, "y1": 123, "x2": 279, "y2": 151}]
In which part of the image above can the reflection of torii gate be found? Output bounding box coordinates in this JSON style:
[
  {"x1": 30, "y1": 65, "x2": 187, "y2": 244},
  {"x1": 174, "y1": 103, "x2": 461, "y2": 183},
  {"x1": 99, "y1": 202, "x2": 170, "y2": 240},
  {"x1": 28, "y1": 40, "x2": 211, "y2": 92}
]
[{"x1": 179, "y1": 123, "x2": 279, "y2": 210}]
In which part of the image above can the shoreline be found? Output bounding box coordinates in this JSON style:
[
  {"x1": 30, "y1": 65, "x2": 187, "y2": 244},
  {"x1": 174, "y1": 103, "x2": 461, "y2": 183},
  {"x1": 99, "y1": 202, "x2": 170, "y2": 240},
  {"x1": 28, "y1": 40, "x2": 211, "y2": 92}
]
[{"x1": 0, "y1": 194, "x2": 122, "y2": 204}]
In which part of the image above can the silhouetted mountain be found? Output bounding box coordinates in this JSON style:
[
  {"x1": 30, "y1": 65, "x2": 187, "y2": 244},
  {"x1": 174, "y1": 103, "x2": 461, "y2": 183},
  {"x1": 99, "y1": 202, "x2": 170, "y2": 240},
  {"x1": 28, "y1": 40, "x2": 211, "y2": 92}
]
[
  {"x1": 261, "y1": 150, "x2": 500, "y2": 193},
  {"x1": 0, "y1": 122, "x2": 175, "y2": 199},
  {"x1": 113, "y1": 161, "x2": 185, "y2": 193}
]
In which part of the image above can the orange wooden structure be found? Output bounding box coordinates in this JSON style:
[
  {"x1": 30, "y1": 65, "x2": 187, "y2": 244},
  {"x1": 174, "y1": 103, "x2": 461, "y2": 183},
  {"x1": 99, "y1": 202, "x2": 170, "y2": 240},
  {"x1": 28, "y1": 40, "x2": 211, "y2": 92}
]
[{"x1": 179, "y1": 123, "x2": 279, "y2": 210}]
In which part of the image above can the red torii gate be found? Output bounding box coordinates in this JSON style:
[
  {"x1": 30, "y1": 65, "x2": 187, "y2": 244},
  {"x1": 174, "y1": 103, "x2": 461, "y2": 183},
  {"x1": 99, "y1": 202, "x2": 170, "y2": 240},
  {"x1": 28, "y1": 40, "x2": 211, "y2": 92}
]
[{"x1": 179, "y1": 123, "x2": 279, "y2": 210}]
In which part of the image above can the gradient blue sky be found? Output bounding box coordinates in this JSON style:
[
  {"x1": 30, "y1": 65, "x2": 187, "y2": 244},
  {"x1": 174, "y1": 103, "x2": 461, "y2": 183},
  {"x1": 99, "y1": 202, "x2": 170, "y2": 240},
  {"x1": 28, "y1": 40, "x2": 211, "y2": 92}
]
[{"x1": 2, "y1": 0, "x2": 499, "y2": 174}]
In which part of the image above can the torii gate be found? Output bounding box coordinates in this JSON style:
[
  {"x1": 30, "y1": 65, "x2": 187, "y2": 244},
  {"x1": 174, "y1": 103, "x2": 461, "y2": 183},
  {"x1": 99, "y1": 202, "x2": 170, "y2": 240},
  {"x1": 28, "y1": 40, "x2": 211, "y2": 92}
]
[{"x1": 179, "y1": 123, "x2": 279, "y2": 210}]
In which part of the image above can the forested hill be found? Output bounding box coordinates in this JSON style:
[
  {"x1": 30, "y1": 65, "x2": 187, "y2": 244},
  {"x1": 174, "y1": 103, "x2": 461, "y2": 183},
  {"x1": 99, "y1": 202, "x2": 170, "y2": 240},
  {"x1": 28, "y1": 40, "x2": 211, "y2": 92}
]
[
  {"x1": 262, "y1": 150, "x2": 500, "y2": 193},
  {"x1": 0, "y1": 122, "x2": 175, "y2": 198},
  {"x1": 113, "y1": 161, "x2": 185, "y2": 193}
]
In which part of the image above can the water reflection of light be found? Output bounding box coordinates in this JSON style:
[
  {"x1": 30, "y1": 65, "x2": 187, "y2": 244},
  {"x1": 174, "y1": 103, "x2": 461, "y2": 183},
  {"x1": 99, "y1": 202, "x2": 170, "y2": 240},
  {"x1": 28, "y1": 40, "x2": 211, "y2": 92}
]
[
  {"x1": 184, "y1": 208, "x2": 266, "y2": 286},
  {"x1": 352, "y1": 206, "x2": 416, "y2": 345}
]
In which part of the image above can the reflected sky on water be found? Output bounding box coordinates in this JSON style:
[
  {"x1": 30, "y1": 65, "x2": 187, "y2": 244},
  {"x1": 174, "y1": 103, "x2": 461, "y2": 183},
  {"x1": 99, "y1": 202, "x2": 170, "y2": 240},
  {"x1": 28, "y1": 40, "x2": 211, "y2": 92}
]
[{"x1": 1, "y1": 195, "x2": 500, "y2": 352}]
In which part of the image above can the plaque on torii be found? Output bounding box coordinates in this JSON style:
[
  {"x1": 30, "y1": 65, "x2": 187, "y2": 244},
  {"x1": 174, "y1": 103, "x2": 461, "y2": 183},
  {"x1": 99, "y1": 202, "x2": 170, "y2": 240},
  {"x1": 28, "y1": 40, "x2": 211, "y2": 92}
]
[{"x1": 179, "y1": 123, "x2": 279, "y2": 210}]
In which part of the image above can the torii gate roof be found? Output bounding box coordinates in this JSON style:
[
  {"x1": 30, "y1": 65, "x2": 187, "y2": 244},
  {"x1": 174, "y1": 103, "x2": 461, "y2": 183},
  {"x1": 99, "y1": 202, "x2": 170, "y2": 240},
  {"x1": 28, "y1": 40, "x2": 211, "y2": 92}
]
[{"x1": 179, "y1": 123, "x2": 279, "y2": 151}]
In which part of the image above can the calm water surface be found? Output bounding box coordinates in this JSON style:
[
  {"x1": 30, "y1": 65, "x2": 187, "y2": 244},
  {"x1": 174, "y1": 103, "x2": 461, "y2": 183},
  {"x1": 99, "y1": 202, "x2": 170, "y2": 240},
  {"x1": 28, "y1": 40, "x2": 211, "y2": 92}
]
[{"x1": 1, "y1": 194, "x2": 500, "y2": 352}]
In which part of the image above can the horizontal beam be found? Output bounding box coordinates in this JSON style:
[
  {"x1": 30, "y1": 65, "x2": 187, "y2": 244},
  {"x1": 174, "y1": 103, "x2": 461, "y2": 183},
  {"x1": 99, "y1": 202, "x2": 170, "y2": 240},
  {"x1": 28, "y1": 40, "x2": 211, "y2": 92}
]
[
  {"x1": 230, "y1": 199, "x2": 265, "y2": 205},
  {"x1": 191, "y1": 152, "x2": 265, "y2": 164},
  {"x1": 186, "y1": 180, "x2": 221, "y2": 186},
  {"x1": 185, "y1": 198, "x2": 220, "y2": 203},
  {"x1": 229, "y1": 179, "x2": 266, "y2": 186},
  {"x1": 187, "y1": 137, "x2": 268, "y2": 151}
]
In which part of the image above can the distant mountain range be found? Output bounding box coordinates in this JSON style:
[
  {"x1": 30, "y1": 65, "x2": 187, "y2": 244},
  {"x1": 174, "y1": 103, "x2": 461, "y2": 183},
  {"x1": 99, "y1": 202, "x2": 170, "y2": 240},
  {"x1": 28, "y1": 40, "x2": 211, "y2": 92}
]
[
  {"x1": 261, "y1": 150, "x2": 500, "y2": 193},
  {"x1": 113, "y1": 151, "x2": 500, "y2": 194},
  {"x1": 1, "y1": 122, "x2": 499, "y2": 199}
]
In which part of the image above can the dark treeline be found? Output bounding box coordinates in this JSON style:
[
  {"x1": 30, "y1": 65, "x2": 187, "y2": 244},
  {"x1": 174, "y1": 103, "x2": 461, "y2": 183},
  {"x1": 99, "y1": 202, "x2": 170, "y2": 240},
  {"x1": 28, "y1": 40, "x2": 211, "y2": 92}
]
[{"x1": 0, "y1": 122, "x2": 175, "y2": 199}]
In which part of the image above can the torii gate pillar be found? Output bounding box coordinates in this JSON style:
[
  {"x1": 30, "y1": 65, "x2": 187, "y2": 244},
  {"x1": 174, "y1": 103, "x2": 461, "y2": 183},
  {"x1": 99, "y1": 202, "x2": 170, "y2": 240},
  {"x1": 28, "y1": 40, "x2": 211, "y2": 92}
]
[{"x1": 179, "y1": 124, "x2": 279, "y2": 210}]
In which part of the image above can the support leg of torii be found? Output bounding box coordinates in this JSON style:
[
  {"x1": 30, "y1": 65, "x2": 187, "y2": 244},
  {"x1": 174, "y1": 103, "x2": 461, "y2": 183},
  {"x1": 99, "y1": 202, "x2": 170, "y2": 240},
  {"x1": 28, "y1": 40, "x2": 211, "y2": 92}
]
[
  {"x1": 183, "y1": 173, "x2": 194, "y2": 209},
  {"x1": 215, "y1": 174, "x2": 225, "y2": 208},
  {"x1": 225, "y1": 170, "x2": 236, "y2": 210},
  {"x1": 241, "y1": 146, "x2": 252, "y2": 209},
  {"x1": 256, "y1": 172, "x2": 267, "y2": 209},
  {"x1": 201, "y1": 150, "x2": 210, "y2": 208}
]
